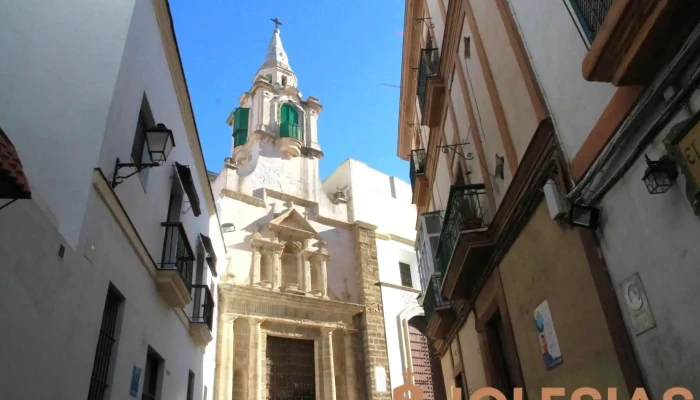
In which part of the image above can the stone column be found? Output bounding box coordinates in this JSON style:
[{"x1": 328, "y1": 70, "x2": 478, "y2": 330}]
[
  {"x1": 353, "y1": 224, "x2": 391, "y2": 400},
  {"x1": 304, "y1": 257, "x2": 312, "y2": 293},
  {"x1": 344, "y1": 330, "x2": 358, "y2": 400},
  {"x1": 215, "y1": 315, "x2": 236, "y2": 400},
  {"x1": 296, "y1": 251, "x2": 305, "y2": 290},
  {"x1": 272, "y1": 249, "x2": 283, "y2": 290},
  {"x1": 247, "y1": 317, "x2": 264, "y2": 400},
  {"x1": 321, "y1": 327, "x2": 337, "y2": 400},
  {"x1": 250, "y1": 247, "x2": 261, "y2": 286},
  {"x1": 320, "y1": 259, "x2": 328, "y2": 298}
]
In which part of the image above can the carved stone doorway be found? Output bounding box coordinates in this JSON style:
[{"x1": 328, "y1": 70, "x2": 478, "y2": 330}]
[
  {"x1": 408, "y1": 316, "x2": 446, "y2": 400},
  {"x1": 265, "y1": 336, "x2": 316, "y2": 400}
]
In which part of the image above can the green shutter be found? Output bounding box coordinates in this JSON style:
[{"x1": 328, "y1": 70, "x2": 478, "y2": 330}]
[
  {"x1": 233, "y1": 107, "x2": 249, "y2": 147},
  {"x1": 280, "y1": 104, "x2": 301, "y2": 141}
]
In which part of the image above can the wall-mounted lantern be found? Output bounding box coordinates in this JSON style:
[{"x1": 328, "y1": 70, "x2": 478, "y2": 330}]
[
  {"x1": 642, "y1": 154, "x2": 678, "y2": 194},
  {"x1": 112, "y1": 123, "x2": 175, "y2": 188}
]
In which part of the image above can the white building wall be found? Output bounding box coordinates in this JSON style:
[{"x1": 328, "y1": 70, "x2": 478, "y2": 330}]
[
  {"x1": 506, "y1": 0, "x2": 617, "y2": 161},
  {"x1": 0, "y1": 0, "x2": 137, "y2": 247},
  {"x1": 595, "y1": 87, "x2": 700, "y2": 398},
  {"x1": 0, "y1": 1, "x2": 225, "y2": 399},
  {"x1": 325, "y1": 159, "x2": 422, "y2": 392}
]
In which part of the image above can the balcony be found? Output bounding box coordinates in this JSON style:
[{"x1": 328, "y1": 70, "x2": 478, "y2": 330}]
[
  {"x1": 410, "y1": 149, "x2": 429, "y2": 206},
  {"x1": 417, "y1": 48, "x2": 445, "y2": 127},
  {"x1": 157, "y1": 222, "x2": 195, "y2": 309},
  {"x1": 280, "y1": 122, "x2": 302, "y2": 141},
  {"x1": 578, "y1": 0, "x2": 700, "y2": 86},
  {"x1": 423, "y1": 274, "x2": 455, "y2": 340},
  {"x1": 436, "y1": 184, "x2": 494, "y2": 301},
  {"x1": 189, "y1": 284, "x2": 215, "y2": 346}
]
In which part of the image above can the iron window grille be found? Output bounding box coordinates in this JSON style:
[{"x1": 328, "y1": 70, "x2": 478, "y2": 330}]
[
  {"x1": 87, "y1": 285, "x2": 124, "y2": 400},
  {"x1": 569, "y1": 0, "x2": 614, "y2": 43}
]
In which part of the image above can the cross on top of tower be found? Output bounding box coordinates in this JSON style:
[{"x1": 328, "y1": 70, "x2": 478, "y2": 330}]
[{"x1": 271, "y1": 18, "x2": 282, "y2": 29}]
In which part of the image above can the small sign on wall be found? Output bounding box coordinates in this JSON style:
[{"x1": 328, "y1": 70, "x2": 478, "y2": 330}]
[
  {"x1": 129, "y1": 366, "x2": 141, "y2": 398},
  {"x1": 375, "y1": 366, "x2": 387, "y2": 392},
  {"x1": 620, "y1": 272, "x2": 656, "y2": 336},
  {"x1": 534, "y1": 299, "x2": 563, "y2": 370}
]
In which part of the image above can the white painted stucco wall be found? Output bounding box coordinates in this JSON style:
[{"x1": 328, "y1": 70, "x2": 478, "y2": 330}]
[
  {"x1": 0, "y1": 1, "x2": 225, "y2": 399},
  {"x1": 0, "y1": 0, "x2": 137, "y2": 247},
  {"x1": 506, "y1": 0, "x2": 617, "y2": 162},
  {"x1": 595, "y1": 86, "x2": 700, "y2": 398},
  {"x1": 325, "y1": 159, "x2": 422, "y2": 392}
]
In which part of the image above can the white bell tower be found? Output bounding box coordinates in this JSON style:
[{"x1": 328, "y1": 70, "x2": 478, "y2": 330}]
[{"x1": 224, "y1": 21, "x2": 325, "y2": 202}]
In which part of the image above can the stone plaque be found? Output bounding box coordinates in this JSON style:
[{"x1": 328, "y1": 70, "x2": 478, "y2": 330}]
[
  {"x1": 620, "y1": 273, "x2": 656, "y2": 336},
  {"x1": 375, "y1": 366, "x2": 387, "y2": 392}
]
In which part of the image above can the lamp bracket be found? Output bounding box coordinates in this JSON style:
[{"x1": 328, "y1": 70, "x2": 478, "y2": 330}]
[
  {"x1": 111, "y1": 158, "x2": 161, "y2": 188},
  {"x1": 437, "y1": 142, "x2": 474, "y2": 161}
]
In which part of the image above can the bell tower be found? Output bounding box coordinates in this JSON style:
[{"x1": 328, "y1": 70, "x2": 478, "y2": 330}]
[{"x1": 225, "y1": 22, "x2": 324, "y2": 202}]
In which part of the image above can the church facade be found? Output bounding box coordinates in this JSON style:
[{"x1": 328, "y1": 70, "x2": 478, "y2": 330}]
[{"x1": 209, "y1": 26, "x2": 444, "y2": 400}]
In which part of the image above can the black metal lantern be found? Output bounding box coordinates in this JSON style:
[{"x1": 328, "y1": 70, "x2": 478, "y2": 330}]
[
  {"x1": 111, "y1": 123, "x2": 176, "y2": 188},
  {"x1": 145, "y1": 123, "x2": 175, "y2": 163},
  {"x1": 642, "y1": 154, "x2": 678, "y2": 194}
]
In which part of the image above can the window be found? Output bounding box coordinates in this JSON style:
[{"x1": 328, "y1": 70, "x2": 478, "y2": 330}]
[
  {"x1": 281, "y1": 75, "x2": 288, "y2": 86},
  {"x1": 87, "y1": 284, "x2": 124, "y2": 400},
  {"x1": 463, "y1": 36, "x2": 471, "y2": 59},
  {"x1": 166, "y1": 178, "x2": 184, "y2": 223},
  {"x1": 280, "y1": 103, "x2": 299, "y2": 125},
  {"x1": 186, "y1": 371, "x2": 195, "y2": 400},
  {"x1": 399, "y1": 262, "x2": 412, "y2": 287},
  {"x1": 416, "y1": 211, "x2": 443, "y2": 292},
  {"x1": 280, "y1": 103, "x2": 302, "y2": 141},
  {"x1": 131, "y1": 95, "x2": 155, "y2": 184},
  {"x1": 142, "y1": 348, "x2": 163, "y2": 400}
]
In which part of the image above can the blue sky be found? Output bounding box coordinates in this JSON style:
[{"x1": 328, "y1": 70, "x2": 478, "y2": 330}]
[{"x1": 170, "y1": 1, "x2": 409, "y2": 182}]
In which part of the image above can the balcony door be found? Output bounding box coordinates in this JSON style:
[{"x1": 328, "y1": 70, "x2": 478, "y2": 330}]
[{"x1": 484, "y1": 311, "x2": 516, "y2": 398}]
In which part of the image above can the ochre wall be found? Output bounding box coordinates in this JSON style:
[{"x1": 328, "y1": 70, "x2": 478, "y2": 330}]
[
  {"x1": 499, "y1": 201, "x2": 627, "y2": 398},
  {"x1": 458, "y1": 313, "x2": 488, "y2": 393}
]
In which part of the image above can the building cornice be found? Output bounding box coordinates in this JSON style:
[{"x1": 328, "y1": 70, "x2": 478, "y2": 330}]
[
  {"x1": 220, "y1": 188, "x2": 266, "y2": 208},
  {"x1": 375, "y1": 281, "x2": 422, "y2": 294},
  {"x1": 397, "y1": 0, "x2": 425, "y2": 160},
  {"x1": 219, "y1": 283, "x2": 365, "y2": 317}
]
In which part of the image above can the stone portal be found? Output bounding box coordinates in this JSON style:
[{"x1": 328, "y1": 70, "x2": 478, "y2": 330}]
[{"x1": 265, "y1": 336, "x2": 315, "y2": 400}]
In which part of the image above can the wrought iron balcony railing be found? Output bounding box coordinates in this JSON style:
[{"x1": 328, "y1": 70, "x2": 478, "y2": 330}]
[
  {"x1": 410, "y1": 149, "x2": 427, "y2": 190},
  {"x1": 435, "y1": 184, "x2": 489, "y2": 276},
  {"x1": 160, "y1": 222, "x2": 195, "y2": 290},
  {"x1": 280, "y1": 122, "x2": 302, "y2": 141},
  {"x1": 190, "y1": 284, "x2": 215, "y2": 331},
  {"x1": 569, "y1": 0, "x2": 613, "y2": 42},
  {"x1": 423, "y1": 274, "x2": 453, "y2": 325},
  {"x1": 417, "y1": 48, "x2": 440, "y2": 115}
]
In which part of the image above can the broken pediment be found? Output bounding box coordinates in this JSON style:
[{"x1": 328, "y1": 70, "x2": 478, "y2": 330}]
[{"x1": 268, "y1": 208, "x2": 317, "y2": 239}]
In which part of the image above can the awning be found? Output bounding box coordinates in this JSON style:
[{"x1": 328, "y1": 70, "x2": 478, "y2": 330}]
[
  {"x1": 175, "y1": 162, "x2": 201, "y2": 217},
  {"x1": 0, "y1": 128, "x2": 31, "y2": 200},
  {"x1": 199, "y1": 233, "x2": 218, "y2": 277}
]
